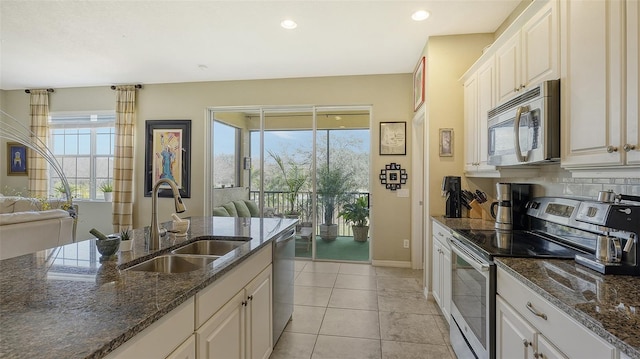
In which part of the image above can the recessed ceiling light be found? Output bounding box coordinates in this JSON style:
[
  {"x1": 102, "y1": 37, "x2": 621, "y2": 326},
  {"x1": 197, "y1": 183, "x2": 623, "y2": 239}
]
[
  {"x1": 335, "y1": 116, "x2": 342, "y2": 121},
  {"x1": 412, "y1": 10, "x2": 430, "y2": 21},
  {"x1": 281, "y1": 19, "x2": 297, "y2": 30}
]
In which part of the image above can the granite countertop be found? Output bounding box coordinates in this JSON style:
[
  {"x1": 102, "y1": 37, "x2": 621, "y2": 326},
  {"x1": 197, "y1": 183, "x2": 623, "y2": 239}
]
[
  {"x1": 431, "y1": 216, "x2": 640, "y2": 359},
  {"x1": 0, "y1": 216, "x2": 297, "y2": 359}
]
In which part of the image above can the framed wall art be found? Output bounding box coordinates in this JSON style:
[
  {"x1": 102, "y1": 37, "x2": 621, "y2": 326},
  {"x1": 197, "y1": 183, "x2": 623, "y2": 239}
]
[
  {"x1": 439, "y1": 128, "x2": 453, "y2": 157},
  {"x1": 413, "y1": 56, "x2": 425, "y2": 112},
  {"x1": 380, "y1": 121, "x2": 406, "y2": 155},
  {"x1": 379, "y1": 163, "x2": 408, "y2": 191},
  {"x1": 6, "y1": 142, "x2": 27, "y2": 176},
  {"x1": 144, "y1": 120, "x2": 191, "y2": 198}
]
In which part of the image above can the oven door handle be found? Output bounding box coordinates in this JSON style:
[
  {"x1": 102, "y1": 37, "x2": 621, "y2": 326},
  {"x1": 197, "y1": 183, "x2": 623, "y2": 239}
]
[{"x1": 448, "y1": 237, "x2": 491, "y2": 272}]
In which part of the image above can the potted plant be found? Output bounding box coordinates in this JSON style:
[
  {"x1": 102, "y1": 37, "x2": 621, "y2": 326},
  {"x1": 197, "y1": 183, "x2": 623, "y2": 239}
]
[
  {"x1": 119, "y1": 228, "x2": 133, "y2": 251},
  {"x1": 99, "y1": 182, "x2": 113, "y2": 202},
  {"x1": 268, "y1": 150, "x2": 308, "y2": 218},
  {"x1": 317, "y1": 164, "x2": 355, "y2": 241},
  {"x1": 339, "y1": 196, "x2": 369, "y2": 242}
]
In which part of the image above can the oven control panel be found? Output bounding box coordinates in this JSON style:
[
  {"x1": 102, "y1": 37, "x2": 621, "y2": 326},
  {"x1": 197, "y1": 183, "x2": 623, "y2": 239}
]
[{"x1": 575, "y1": 202, "x2": 610, "y2": 226}]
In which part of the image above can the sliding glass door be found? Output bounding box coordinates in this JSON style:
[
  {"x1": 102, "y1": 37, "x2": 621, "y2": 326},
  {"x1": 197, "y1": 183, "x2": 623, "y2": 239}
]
[{"x1": 208, "y1": 106, "x2": 370, "y2": 262}]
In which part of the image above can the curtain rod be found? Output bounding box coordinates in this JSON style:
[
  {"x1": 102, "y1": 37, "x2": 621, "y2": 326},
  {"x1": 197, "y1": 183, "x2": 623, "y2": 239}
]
[
  {"x1": 24, "y1": 89, "x2": 54, "y2": 93},
  {"x1": 110, "y1": 84, "x2": 143, "y2": 90}
]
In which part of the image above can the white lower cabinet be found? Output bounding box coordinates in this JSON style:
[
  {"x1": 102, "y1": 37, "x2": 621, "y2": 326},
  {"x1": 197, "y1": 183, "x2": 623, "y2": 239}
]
[
  {"x1": 166, "y1": 335, "x2": 197, "y2": 359},
  {"x1": 497, "y1": 267, "x2": 616, "y2": 359},
  {"x1": 431, "y1": 220, "x2": 451, "y2": 323},
  {"x1": 197, "y1": 265, "x2": 273, "y2": 359}
]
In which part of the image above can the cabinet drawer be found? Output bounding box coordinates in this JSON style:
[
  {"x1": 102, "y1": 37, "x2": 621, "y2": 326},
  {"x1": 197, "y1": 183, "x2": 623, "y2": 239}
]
[
  {"x1": 432, "y1": 221, "x2": 451, "y2": 247},
  {"x1": 497, "y1": 268, "x2": 615, "y2": 359}
]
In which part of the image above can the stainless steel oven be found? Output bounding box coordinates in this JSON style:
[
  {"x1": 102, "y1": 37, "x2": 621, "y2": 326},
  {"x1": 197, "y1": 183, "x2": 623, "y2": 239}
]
[{"x1": 449, "y1": 235, "x2": 495, "y2": 359}]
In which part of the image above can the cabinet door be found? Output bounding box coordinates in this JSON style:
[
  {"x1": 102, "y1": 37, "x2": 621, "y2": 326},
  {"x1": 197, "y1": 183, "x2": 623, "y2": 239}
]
[
  {"x1": 166, "y1": 335, "x2": 196, "y2": 359},
  {"x1": 197, "y1": 290, "x2": 246, "y2": 359},
  {"x1": 477, "y1": 58, "x2": 496, "y2": 171},
  {"x1": 496, "y1": 31, "x2": 521, "y2": 103},
  {"x1": 441, "y1": 243, "x2": 452, "y2": 323},
  {"x1": 560, "y1": 0, "x2": 625, "y2": 167},
  {"x1": 496, "y1": 296, "x2": 536, "y2": 359},
  {"x1": 464, "y1": 74, "x2": 479, "y2": 172},
  {"x1": 246, "y1": 266, "x2": 273, "y2": 359},
  {"x1": 627, "y1": 0, "x2": 640, "y2": 165},
  {"x1": 536, "y1": 334, "x2": 568, "y2": 359},
  {"x1": 431, "y1": 238, "x2": 442, "y2": 307},
  {"x1": 521, "y1": 0, "x2": 558, "y2": 88}
]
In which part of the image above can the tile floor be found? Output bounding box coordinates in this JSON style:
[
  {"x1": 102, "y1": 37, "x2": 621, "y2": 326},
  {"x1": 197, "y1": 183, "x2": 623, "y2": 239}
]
[{"x1": 270, "y1": 260, "x2": 456, "y2": 359}]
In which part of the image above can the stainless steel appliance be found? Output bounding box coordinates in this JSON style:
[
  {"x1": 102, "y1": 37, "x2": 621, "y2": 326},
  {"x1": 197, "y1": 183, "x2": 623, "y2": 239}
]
[
  {"x1": 491, "y1": 183, "x2": 513, "y2": 230},
  {"x1": 442, "y1": 176, "x2": 462, "y2": 218},
  {"x1": 574, "y1": 191, "x2": 640, "y2": 275},
  {"x1": 449, "y1": 196, "x2": 598, "y2": 359},
  {"x1": 487, "y1": 80, "x2": 560, "y2": 166},
  {"x1": 272, "y1": 226, "x2": 295, "y2": 345}
]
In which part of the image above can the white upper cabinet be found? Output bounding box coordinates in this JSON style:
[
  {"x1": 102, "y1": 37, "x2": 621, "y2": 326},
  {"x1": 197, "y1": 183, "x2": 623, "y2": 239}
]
[
  {"x1": 496, "y1": 0, "x2": 559, "y2": 104},
  {"x1": 559, "y1": 0, "x2": 638, "y2": 174}
]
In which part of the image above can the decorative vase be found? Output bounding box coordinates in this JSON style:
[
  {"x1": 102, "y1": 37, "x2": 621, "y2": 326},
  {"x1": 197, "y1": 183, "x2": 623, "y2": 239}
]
[
  {"x1": 104, "y1": 192, "x2": 113, "y2": 202},
  {"x1": 119, "y1": 239, "x2": 133, "y2": 251},
  {"x1": 352, "y1": 225, "x2": 369, "y2": 242}
]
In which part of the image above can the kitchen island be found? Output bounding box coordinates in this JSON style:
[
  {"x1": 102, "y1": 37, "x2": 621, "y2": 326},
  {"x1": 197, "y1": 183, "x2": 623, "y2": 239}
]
[{"x1": 0, "y1": 216, "x2": 297, "y2": 359}]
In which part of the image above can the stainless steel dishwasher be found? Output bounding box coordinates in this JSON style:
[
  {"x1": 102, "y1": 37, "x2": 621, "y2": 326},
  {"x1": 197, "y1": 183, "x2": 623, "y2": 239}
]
[{"x1": 272, "y1": 226, "x2": 295, "y2": 345}]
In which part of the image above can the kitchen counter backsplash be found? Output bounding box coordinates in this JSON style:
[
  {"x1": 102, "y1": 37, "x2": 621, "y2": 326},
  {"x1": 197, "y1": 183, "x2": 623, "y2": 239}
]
[{"x1": 0, "y1": 216, "x2": 296, "y2": 359}]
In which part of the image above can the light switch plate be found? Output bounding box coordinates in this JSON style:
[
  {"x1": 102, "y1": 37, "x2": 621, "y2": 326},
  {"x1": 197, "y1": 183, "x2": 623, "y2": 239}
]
[{"x1": 397, "y1": 189, "x2": 409, "y2": 197}]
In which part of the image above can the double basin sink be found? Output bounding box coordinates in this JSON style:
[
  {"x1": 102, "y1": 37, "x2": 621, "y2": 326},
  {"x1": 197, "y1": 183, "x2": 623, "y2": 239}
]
[{"x1": 123, "y1": 238, "x2": 250, "y2": 274}]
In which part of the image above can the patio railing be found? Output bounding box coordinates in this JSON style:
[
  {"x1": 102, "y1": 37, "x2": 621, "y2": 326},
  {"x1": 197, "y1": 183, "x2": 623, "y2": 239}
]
[{"x1": 249, "y1": 190, "x2": 369, "y2": 237}]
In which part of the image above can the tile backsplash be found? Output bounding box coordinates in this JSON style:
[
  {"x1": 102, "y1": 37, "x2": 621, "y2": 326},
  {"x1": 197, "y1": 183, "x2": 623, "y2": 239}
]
[{"x1": 500, "y1": 166, "x2": 640, "y2": 199}]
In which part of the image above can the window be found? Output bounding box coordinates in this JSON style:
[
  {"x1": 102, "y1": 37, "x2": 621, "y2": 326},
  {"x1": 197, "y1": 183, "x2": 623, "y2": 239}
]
[
  {"x1": 49, "y1": 112, "x2": 115, "y2": 200},
  {"x1": 213, "y1": 120, "x2": 240, "y2": 188}
]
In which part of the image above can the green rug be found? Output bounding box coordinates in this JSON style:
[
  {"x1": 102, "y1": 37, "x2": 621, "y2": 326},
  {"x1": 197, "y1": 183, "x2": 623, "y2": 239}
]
[{"x1": 295, "y1": 235, "x2": 370, "y2": 262}]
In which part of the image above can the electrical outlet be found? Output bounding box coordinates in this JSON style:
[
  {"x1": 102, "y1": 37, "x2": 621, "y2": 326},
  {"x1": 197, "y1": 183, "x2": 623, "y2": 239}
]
[{"x1": 403, "y1": 239, "x2": 410, "y2": 248}]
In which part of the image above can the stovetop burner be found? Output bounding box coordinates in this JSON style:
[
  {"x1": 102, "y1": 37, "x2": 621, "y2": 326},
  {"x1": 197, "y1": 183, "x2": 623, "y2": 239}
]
[{"x1": 452, "y1": 229, "x2": 590, "y2": 260}]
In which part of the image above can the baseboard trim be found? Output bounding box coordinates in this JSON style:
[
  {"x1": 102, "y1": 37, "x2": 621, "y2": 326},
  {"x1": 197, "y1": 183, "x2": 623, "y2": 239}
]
[{"x1": 371, "y1": 260, "x2": 411, "y2": 268}]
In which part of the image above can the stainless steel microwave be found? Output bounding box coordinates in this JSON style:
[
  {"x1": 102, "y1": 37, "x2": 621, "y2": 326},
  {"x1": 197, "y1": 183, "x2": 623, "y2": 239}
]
[{"x1": 487, "y1": 80, "x2": 560, "y2": 166}]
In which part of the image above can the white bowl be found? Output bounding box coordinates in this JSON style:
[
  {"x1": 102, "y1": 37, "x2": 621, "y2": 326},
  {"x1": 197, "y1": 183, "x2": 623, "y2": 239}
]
[{"x1": 172, "y1": 220, "x2": 190, "y2": 236}]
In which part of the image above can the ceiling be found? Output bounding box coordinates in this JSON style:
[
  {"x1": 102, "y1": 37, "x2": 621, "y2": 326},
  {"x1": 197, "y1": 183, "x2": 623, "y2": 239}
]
[{"x1": 0, "y1": 1, "x2": 522, "y2": 90}]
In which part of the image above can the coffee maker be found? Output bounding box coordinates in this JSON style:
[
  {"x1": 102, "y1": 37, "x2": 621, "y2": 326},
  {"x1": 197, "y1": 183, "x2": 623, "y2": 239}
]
[
  {"x1": 575, "y1": 190, "x2": 640, "y2": 275},
  {"x1": 442, "y1": 176, "x2": 462, "y2": 218},
  {"x1": 490, "y1": 183, "x2": 532, "y2": 230}
]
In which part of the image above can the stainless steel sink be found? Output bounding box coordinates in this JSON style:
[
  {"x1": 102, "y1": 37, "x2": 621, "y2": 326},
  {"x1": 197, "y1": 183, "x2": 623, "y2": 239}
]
[
  {"x1": 172, "y1": 240, "x2": 246, "y2": 256},
  {"x1": 124, "y1": 255, "x2": 217, "y2": 273}
]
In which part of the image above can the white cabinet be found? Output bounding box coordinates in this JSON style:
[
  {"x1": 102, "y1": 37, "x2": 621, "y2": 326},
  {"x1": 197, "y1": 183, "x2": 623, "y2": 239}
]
[
  {"x1": 496, "y1": 0, "x2": 559, "y2": 103},
  {"x1": 166, "y1": 335, "x2": 197, "y2": 359},
  {"x1": 105, "y1": 298, "x2": 195, "y2": 359},
  {"x1": 560, "y1": 0, "x2": 640, "y2": 174},
  {"x1": 496, "y1": 296, "x2": 567, "y2": 359},
  {"x1": 465, "y1": 58, "x2": 497, "y2": 176},
  {"x1": 431, "y1": 220, "x2": 451, "y2": 324},
  {"x1": 197, "y1": 265, "x2": 273, "y2": 359},
  {"x1": 497, "y1": 267, "x2": 616, "y2": 359}
]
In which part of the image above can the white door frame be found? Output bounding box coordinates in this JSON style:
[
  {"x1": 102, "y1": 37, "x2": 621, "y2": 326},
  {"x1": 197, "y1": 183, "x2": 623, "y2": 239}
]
[{"x1": 411, "y1": 106, "x2": 426, "y2": 269}]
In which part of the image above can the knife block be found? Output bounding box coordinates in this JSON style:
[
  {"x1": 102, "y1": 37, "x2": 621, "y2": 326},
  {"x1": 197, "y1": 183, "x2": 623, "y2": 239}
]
[{"x1": 469, "y1": 200, "x2": 494, "y2": 221}]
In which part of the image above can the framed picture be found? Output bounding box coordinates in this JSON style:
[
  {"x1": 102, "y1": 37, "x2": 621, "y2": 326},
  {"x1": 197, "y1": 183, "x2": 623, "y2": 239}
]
[
  {"x1": 144, "y1": 120, "x2": 191, "y2": 198},
  {"x1": 380, "y1": 121, "x2": 406, "y2": 155},
  {"x1": 413, "y1": 56, "x2": 425, "y2": 111},
  {"x1": 439, "y1": 128, "x2": 453, "y2": 157},
  {"x1": 6, "y1": 142, "x2": 27, "y2": 176},
  {"x1": 379, "y1": 163, "x2": 408, "y2": 191}
]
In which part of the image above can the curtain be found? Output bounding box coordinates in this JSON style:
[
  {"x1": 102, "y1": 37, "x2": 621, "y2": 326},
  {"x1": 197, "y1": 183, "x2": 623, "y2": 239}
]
[
  {"x1": 112, "y1": 85, "x2": 136, "y2": 231},
  {"x1": 28, "y1": 90, "x2": 50, "y2": 198}
]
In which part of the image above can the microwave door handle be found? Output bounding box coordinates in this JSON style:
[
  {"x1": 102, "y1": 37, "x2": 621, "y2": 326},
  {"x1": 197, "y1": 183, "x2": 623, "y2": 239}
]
[{"x1": 513, "y1": 105, "x2": 530, "y2": 162}]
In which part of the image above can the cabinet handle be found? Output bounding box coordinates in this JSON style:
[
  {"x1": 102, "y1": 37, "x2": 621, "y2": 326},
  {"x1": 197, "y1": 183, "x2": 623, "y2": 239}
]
[
  {"x1": 438, "y1": 232, "x2": 444, "y2": 237},
  {"x1": 523, "y1": 339, "x2": 531, "y2": 347},
  {"x1": 248, "y1": 295, "x2": 254, "y2": 301},
  {"x1": 526, "y1": 302, "x2": 548, "y2": 320},
  {"x1": 623, "y1": 144, "x2": 637, "y2": 152},
  {"x1": 242, "y1": 301, "x2": 247, "y2": 306},
  {"x1": 520, "y1": 84, "x2": 526, "y2": 89},
  {"x1": 514, "y1": 88, "x2": 519, "y2": 92},
  {"x1": 607, "y1": 145, "x2": 618, "y2": 153},
  {"x1": 533, "y1": 352, "x2": 542, "y2": 359}
]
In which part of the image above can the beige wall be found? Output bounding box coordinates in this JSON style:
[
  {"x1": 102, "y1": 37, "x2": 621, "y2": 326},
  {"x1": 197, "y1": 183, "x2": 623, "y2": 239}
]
[
  {"x1": 423, "y1": 34, "x2": 495, "y2": 217},
  {"x1": 1, "y1": 74, "x2": 413, "y2": 263}
]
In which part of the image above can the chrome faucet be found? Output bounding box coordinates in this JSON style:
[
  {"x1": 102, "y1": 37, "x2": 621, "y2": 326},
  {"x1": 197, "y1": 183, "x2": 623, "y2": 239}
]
[{"x1": 149, "y1": 178, "x2": 186, "y2": 250}]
